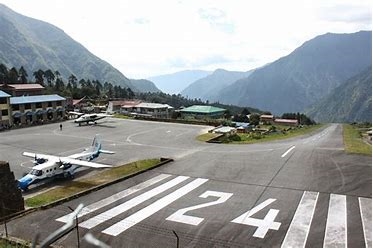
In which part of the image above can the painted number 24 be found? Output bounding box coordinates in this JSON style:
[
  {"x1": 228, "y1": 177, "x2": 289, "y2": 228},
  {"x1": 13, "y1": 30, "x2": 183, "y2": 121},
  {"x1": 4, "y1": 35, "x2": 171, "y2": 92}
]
[{"x1": 166, "y1": 191, "x2": 281, "y2": 239}]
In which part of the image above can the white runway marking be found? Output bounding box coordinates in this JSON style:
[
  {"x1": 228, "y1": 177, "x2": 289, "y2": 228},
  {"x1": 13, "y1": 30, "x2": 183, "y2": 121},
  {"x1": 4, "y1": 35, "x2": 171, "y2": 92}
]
[
  {"x1": 323, "y1": 194, "x2": 347, "y2": 248},
  {"x1": 102, "y1": 178, "x2": 208, "y2": 236},
  {"x1": 231, "y1": 198, "x2": 281, "y2": 238},
  {"x1": 56, "y1": 174, "x2": 171, "y2": 223},
  {"x1": 281, "y1": 191, "x2": 319, "y2": 248},
  {"x1": 166, "y1": 190, "x2": 233, "y2": 226},
  {"x1": 359, "y1": 197, "x2": 372, "y2": 248},
  {"x1": 281, "y1": 146, "x2": 295, "y2": 158},
  {"x1": 79, "y1": 175, "x2": 190, "y2": 229}
]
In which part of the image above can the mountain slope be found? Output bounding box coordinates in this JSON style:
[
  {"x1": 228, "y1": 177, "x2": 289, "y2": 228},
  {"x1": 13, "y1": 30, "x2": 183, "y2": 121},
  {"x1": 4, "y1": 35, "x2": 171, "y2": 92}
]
[
  {"x1": 0, "y1": 4, "x2": 141, "y2": 90},
  {"x1": 307, "y1": 67, "x2": 372, "y2": 123},
  {"x1": 217, "y1": 31, "x2": 372, "y2": 114},
  {"x1": 130, "y1": 79, "x2": 161, "y2": 93},
  {"x1": 180, "y1": 68, "x2": 253, "y2": 101},
  {"x1": 148, "y1": 70, "x2": 211, "y2": 94}
]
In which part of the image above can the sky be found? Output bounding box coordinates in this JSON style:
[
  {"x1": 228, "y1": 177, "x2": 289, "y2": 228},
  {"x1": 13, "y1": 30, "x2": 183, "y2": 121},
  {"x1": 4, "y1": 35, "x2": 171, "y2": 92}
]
[{"x1": 0, "y1": 0, "x2": 371, "y2": 79}]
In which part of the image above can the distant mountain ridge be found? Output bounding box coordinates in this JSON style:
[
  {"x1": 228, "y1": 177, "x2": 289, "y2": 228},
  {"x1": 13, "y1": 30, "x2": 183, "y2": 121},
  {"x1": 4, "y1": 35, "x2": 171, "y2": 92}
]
[
  {"x1": 0, "y1": 4, "x2": 158, "y2": 92},
  {"x1": 216, "y1": 31, "x2": 372, "y2": 114},
  {"x1": 148, "y1": 70, "x2": 211, "y2": 94},
  {"x1": 129, "y1": 79, "x2": 161, "y2": 93},
  {"x1": 307, "y1": 66, "x2": 372, "y2": 123},
  {"x1": 180, "y1": 68, "x2": 253, "y2": 101}
]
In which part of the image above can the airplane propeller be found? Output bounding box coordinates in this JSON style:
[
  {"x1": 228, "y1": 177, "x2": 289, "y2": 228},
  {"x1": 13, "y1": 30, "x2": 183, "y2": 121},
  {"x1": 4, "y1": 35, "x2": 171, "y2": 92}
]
[
  {"x1": 58, "y1": 158, "x2": 71, "y2": 169},
  {"x1": 33, "y1": 154, "x2": 46, "y2": 165}
]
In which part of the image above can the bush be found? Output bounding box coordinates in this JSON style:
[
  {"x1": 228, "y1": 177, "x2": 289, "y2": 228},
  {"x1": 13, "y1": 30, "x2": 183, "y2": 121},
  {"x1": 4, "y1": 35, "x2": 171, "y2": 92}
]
[
  {"x1": 230, "y1": 134, "x2": 241, "y2": 141},
  {"x1": 249, "y1": 132, "x2": 263, "y2": 140}
]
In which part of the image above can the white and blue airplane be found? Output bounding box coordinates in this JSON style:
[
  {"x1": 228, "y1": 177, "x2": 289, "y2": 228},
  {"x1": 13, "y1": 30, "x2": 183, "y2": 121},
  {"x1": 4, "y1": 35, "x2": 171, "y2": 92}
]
[{"x1": 18, "y1": 135, "x2": 114, "y2": 191}]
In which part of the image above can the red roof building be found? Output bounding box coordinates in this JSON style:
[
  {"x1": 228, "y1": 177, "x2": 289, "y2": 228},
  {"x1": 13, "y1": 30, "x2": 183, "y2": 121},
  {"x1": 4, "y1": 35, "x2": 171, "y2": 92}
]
[{"x1": 0, "y1": 84, "x2": 45, "y2": 97}]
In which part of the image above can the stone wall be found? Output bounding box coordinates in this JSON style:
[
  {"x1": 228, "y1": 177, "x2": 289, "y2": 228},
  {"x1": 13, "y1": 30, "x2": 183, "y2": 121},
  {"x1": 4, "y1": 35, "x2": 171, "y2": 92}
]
[{"x1": 0, "y1": 161, "x2": 24, "y2": 218}]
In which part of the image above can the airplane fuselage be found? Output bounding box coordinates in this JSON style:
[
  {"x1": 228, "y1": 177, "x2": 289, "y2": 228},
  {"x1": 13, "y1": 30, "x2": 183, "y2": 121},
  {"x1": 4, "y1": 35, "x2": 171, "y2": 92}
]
[
  {"x1": 18, "y1": 160, "x2": 78, "y2": 190},
  {"x1": 74, "y1": 115, "x2": 106, "y2": 126}
]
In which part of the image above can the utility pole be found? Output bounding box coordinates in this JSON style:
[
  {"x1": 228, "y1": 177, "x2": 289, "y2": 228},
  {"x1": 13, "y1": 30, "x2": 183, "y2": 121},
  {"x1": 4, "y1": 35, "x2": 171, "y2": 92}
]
[
  {"x1": 68, "y1": 206, "x2": 80, "y2": 248},
  {"x1": 1, "y1": 201, "x2": 8, "y2": 238}
]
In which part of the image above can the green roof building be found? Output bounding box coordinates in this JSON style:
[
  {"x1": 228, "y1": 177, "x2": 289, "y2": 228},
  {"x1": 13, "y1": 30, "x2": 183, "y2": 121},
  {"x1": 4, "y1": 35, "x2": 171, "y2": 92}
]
[{"x1": 180, "y1": 105, "x2": 226, "y2": 119}]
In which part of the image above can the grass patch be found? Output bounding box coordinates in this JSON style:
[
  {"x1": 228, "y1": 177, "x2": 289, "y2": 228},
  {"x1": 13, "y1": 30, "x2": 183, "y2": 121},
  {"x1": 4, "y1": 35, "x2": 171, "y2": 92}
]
[
  {"x1": 196, "y1": 132, "x2": 222, "y2": 142},
  {"x1": 0, "y1": 239, "x2": 29, "y2": 248},
  {"x1": 234, "y1": 124, "x2": 324, "y2": 144},
  {"x1": 343, "y1": 124, "x2": 371, "y2": 155},
  {"x1": 25, "y1": 159, "x2": 161, "y2": 208},
  {"x1": 113, "y1": 114, "x2": 132, "y2": 119},
  {"x1": 202, "y1": 124, "x2": 324, "y2": 144}
]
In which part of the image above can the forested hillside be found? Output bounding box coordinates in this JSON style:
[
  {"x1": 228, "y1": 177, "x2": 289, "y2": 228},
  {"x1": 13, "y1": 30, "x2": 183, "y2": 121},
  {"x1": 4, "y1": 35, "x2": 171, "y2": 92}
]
[
  {"x1": 217, "y1": 31, "x2": 372, "y2": 114},
  {"x1": 307, "y1": 67, "x2": 372, "y2": 123},
  {"x1": 0, "y1": 4, "x2": 156, "y2": 92}
]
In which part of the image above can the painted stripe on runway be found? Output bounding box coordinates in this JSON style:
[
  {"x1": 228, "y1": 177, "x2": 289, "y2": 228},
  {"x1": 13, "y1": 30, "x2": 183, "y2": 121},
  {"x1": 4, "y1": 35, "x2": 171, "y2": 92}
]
[
  {"x1": 359, "y1": 197, "x2": 372, "y2": 248},
  {"x1": 323, "y1": 194, "x2": 347, "y2": 248},
  {"x1": 79, "y1": 175, "x2": 190, "y2": 229},
  {"x1": 281, "y1": 191, "x2": 319, "y2": 248},
  {"x1": 56, "y1": 174, "x2": 171, "y2": 223},
  {"x1": 102, "y1": 178, "x2": 209, "y2": 236},
  {"x1": 281, "y1": 146, "x2": 295, "y2": 158}
]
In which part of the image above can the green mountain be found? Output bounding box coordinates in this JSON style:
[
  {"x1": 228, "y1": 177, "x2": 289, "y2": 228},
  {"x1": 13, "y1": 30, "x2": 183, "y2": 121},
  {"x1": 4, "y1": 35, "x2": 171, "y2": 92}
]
[
  {"x1": 130, "y1": 79, "x2": 161, "y2": 93},
  {"x1": 217, "y1": 31, "x2": 372, "y2": 114},
  {"x1": 0, "y1": 4, "x2": 154, "y2": 91},
  {"x1": 307, "y1": 67, "x2": 372, "y2": 123},
  {"x1": 180, "y1": 68, "x2": 253, "y2": 101},
  {"x1": 148, "y1": 70, "x2": 211, "y2": 94}
]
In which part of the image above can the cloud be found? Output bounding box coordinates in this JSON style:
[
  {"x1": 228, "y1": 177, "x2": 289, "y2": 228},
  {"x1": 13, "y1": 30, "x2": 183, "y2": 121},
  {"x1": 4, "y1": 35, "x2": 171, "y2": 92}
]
[
  {"x1": 198, "y1": 8, "x2": 235, "y2": 34},
  {"x1": 166, "y1": 54, "x2": 257, "y2": 72},
  {"x1": 133, "y1": 18, "x2": 150, "y2": 25},
  {"x1": 317, "y1": 4, "x2": 371, "y2": 24}
]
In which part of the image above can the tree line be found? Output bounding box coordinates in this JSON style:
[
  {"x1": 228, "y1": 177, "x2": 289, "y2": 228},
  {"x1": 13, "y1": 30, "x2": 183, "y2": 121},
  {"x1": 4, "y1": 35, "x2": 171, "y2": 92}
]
[
  {"x1": 0, "y1": 64, "x2": 135, "y2": 99},
  {"x1": 0, "y1": 64, "x2": 316, "y2": 122},
  {"x1": 0, "y1": 64, "x2": 254, "y2": 115}
]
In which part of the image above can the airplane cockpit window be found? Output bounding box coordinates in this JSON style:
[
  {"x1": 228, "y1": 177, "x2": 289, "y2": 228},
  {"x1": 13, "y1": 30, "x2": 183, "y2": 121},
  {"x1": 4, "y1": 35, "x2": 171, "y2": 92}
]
[{"x1": 30, "y1": 169, "x2": 42, "y2": 176}]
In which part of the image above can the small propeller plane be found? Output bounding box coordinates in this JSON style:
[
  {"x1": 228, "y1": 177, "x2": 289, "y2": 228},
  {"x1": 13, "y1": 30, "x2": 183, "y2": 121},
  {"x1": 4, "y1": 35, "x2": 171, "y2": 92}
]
[
  {"x1": 69, "y1": 111, "x2": 113, "y2": 126},
  {"x1": 18, "y1": 135, "x2": 115, "y2": 191}
]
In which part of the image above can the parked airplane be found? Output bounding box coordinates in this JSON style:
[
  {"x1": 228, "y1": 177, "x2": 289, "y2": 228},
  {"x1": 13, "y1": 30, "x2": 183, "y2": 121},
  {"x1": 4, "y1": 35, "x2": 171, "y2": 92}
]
[
  {"x1": 18, "y1": 135, "x2": 114, "y2": 191},
  {"x1": 69, "y1": 111, "x2": 113, "y2": 126}
]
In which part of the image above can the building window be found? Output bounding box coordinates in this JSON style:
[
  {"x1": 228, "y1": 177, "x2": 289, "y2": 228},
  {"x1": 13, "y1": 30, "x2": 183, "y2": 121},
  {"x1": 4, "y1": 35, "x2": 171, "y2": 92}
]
[
  {"x1": 0, "y1": 98, "x2": 7, "y2": 104},
  {"x1": 36, "y1": 102, "x2": 42, "y2": 108},
  {"x1": 12, "y1": 104, "x2": 20, "y2": 111},
  {"x1": 1, "y1": 109, "x2": 8, "y2": 116},
  {"x1": 48, "y1": 102, "x2": 52, "y2": 107},
  {"x1": 25, "y1": 103, "x2": 31, "y2": 110}
]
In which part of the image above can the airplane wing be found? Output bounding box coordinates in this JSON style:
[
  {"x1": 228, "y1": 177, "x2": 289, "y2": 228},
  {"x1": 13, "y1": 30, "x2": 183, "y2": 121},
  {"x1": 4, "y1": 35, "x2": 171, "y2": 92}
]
[
  {"x1": 68, "y1": 111, "x2": 85, "y2": 116},
  {"x1": 23, "y1": 152, "x2": 111, "y2": 168},
  {"x1": 96, "y1": 113, "x2": 113, "y2": 117},
  {"x1": 59, "y1": 157, "x2": 112, "y2": 168},
  {"x1": 22, "y1": 152, "x2": 58, "y2": 161}
]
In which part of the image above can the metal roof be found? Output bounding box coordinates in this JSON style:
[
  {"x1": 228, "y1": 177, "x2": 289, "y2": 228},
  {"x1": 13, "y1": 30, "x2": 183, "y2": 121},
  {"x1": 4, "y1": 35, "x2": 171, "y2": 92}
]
[
  {"x1": 180, "y1": 105, "x2": 226, "y2": 114},
  {"x1": 10, "y1": 94, "x2": 65, "y2": 105},
  {"x1": 0, "y1": 90, "x2": 10, "y2": 98},
  {"x1": 135, "y1": 102, "x2": 174, "y2": 109},
  {"x1": 213, "y1": 126, "x2": 236, "y2": 133},
  {"x1": 0, "y1": 84, "x2": 44, "y2": 89}
]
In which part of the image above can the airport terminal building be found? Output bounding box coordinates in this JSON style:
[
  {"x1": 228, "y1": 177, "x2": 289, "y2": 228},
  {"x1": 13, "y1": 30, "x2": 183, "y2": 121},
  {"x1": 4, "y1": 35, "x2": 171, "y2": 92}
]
[
  {"x1": 0, "y1": 84, "x2": 66, "y2": 127},
  {"x1": 0, "y1": 90, "x2": 11, "y2": 128},
  {"x1": 11, "y1": 94, "x2": 66, "y2": 125}
]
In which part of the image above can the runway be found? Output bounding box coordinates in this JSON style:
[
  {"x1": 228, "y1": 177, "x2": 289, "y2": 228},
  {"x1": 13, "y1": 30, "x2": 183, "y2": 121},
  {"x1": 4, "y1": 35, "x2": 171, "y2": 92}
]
[{"x1": 0, "y1": 119, "x2": 371, "y2": 247}]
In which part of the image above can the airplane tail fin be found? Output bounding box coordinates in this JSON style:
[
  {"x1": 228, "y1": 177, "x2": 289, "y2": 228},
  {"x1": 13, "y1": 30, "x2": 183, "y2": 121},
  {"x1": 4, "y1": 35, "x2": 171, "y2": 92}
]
[{"x1": 91, "y1": 134, "x2": 115, "y2": 155}]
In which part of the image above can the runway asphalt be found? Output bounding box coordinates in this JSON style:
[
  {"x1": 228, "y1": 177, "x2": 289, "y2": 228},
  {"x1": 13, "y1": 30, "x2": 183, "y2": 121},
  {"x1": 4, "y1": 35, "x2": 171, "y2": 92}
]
[{"x1": 0, "y1": 119, "x2": 371, "y2": 247}]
